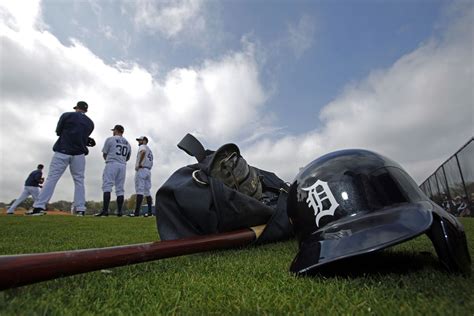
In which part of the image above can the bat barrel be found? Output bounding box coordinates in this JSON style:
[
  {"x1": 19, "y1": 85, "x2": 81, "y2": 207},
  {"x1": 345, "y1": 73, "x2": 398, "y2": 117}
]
[{"x1": 0, "y1": 229, "x2": 256, "y2": 290}]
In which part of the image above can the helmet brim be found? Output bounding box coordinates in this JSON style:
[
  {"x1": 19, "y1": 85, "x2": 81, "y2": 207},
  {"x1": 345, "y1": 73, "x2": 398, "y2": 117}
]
[{"x1": 290, "y1": 201, "x2": 433, "y2": 275}]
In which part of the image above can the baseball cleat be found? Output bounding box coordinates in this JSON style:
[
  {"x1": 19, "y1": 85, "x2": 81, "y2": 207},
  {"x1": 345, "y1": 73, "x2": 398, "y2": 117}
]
[
  {"x1": 94, "y1": 211, "x2": 109, "y2": 217},
  {"x1": 26, "y1": 208, "x2": 45, "y2": 216}
]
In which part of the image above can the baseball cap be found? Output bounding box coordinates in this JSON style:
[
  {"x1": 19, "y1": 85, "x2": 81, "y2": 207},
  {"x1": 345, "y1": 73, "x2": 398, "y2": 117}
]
[
  {"x1": 73, "y1": 101, "x2": 88, "y2": 112},
  {"x1": 136, "y1": 136, "x2": 148, "y2": 142},
  {"x1": 111, "y1": 125, "x2": 124, "y2": 133}
]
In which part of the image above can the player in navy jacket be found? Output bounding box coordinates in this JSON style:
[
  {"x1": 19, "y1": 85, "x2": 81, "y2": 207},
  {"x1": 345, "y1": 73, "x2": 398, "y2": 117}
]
[
  {"x1": 29, "y1": 101, "x2": 94, "y2": 216},
  {"x1": 7, "y1": 164, "x2": 44, "y2": 214}
]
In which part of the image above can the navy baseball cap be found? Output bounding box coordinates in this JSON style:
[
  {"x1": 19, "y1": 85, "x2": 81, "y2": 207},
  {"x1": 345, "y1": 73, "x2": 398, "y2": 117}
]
[
  {"x1": 74, "y1": 101, "x2": 88, "y2": 112},
  {"x1": 136, "y1": 136, "x2": 148, "y2": 142},
  {"x1": 111, "y1": 125, "x2": 124, "y2": 133}
]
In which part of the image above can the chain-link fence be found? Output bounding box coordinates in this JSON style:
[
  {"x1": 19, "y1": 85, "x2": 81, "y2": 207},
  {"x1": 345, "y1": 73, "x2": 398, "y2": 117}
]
[{"x1": 419, "y1": 137, "x2": 473, "y2": 217}]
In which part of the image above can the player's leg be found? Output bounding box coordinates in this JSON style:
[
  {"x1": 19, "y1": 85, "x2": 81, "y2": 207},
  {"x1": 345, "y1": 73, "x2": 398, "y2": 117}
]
[
  {"x1": 28, "y1": 186, "x2": 40, "y2": 202},
  {"x1": 96, "y1": 164, "x2": 113, "y2": 216},
  {"x1": 144, "y1": 169, "x2": 153, "y2": 216},
  {"x1": 7, "y1": 187, "x2": 30, "y2": 214},
  {"x1": 115, "y1": 164, "x2": 126, "y2": 217},
  {"x1": 96, "y1": 192, "x2": 111, "y2": 217},
  {"x1": 70, "y1": 154, "x2": 86, "y2": 215},
  {"x1": 33, "y1": 153, "x2": 69, "y2": 212},
  {"x1": 145, "y1": 196, "x2": 153, "y2": 216},
  {"x1": 116, "y1": 195, "x2": 124, "y2": 217},
  {"x1": 132, "y1": 170, "x2": 145, "y2": 217},
  {"x1": 134, "y1": 194, "x2": 143, "y2": 216},
  {"x1": 22, "y1": 186, "x2": 41, "y2": 215}
]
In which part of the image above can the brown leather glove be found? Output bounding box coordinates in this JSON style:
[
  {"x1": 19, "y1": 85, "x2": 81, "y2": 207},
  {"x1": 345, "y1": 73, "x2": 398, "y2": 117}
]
[{"x1": 210, "y1": 145, "x2": 262, "y2": 200}]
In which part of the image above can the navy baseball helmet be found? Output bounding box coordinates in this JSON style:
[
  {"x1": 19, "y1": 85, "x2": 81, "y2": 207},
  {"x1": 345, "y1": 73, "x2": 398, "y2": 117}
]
[{"x1": 287, "y1": 149, "x2": 471, "y2": 276}]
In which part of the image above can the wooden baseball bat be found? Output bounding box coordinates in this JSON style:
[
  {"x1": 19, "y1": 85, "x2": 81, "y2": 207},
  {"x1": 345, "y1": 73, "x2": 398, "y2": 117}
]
[{"x1": 0, "y1": 225, "x2": 265, "y2": 291}]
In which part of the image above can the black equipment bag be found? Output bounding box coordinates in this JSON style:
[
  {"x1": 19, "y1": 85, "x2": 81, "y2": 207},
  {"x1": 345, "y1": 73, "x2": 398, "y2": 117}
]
[{"x1": 156, "y1": 134, "x2": 293, "y2": 244}]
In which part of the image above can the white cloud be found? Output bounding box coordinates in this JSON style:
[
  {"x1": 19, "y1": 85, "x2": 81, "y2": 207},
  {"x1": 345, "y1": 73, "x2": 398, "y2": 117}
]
[
  {"x1": 131, "y1": 0, "x2": 204, "y2": 39},
  {"x1": 0, "y1": 1, "x2": 268, "y2": 203},
  {"x1": 0, "y1": 0, "x2": 42, "y2": 32},
  {"x1": 245, "y1": 4, "x2": 473, "y2": 184},
  {"x1": 286, "y1": 14, "x2": 316, "y2": 58},
  {"x1": 1, "y1": 0, "x2": 472, "y2": 208}
]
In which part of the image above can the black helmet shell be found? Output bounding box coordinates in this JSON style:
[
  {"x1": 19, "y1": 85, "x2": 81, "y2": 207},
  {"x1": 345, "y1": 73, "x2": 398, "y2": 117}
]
[{"x1": 288, "y1": 149, "x2": 471, "y2": 275}]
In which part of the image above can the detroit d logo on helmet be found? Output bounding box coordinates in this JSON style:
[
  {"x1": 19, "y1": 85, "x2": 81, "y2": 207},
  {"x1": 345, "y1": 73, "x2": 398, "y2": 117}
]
[{"x1": 302, "y1": 179, "x2": 339, "y2": 227}]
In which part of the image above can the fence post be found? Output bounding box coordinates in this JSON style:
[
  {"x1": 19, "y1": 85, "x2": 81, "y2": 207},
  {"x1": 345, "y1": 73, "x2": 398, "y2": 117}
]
[
  {"x1": 441, "y1": 166, "x2": 451, "y2": 201},
  {"x1": 454, "y1": 154, "x2": 469, "y2": 200}
]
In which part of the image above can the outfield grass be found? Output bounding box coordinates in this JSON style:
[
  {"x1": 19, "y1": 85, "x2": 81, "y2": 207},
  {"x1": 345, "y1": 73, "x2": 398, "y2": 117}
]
[{"x1": 0, "y1": 215, "x2": 472, "y2": 315}]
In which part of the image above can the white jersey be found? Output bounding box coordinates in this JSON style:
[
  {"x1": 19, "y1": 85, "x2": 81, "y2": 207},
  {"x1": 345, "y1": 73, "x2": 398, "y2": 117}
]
[
  {"x1": 102, "y1": 136, "x2": 131, "y2": 164},
  {"x1": 136, "y1": 144, "x2": 153, "y2": 169}
]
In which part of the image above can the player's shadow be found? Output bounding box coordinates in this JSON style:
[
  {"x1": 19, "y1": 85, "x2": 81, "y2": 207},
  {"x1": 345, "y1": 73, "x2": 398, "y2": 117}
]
[{"x1": 304, "y1": 250, "x2": 443, "y2": 278}]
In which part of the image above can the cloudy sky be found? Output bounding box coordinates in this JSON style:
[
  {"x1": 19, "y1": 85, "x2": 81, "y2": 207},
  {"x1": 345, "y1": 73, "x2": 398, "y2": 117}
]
[{"x1": 0, "y1": 0, "x2": 472, "y2": 204}]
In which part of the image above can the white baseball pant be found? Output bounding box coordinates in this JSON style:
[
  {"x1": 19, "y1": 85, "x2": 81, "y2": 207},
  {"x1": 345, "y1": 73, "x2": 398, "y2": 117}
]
[
  {"x1": 7, "y1": 186, "x2": 40, "y2": 214},
  {"x1": 102, "y1": 162, "x2": 126, "y2": 196},
  {"x1": 33, "y1": 152, "x2": 86, "y2": 212},
  {"x1": 135, "y1": 168, "x2": 151, "y2": 196}
]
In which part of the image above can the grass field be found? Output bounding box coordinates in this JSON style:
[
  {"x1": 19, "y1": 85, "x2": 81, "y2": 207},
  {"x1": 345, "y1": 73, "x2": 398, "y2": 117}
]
[{"x1": 0, "y1": 215, "x2": 472, "y2": 315}]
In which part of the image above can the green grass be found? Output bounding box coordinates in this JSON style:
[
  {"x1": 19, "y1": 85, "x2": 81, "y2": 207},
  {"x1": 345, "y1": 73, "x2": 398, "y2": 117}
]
[{"x1": 0, "y1": 215, "x2": 473, "y2": 315}]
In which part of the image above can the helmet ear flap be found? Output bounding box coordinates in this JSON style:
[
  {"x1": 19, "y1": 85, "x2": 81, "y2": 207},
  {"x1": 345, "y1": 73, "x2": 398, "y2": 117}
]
[{"x1": 427, "y1": 212, "x2": 471, "y2": 276}]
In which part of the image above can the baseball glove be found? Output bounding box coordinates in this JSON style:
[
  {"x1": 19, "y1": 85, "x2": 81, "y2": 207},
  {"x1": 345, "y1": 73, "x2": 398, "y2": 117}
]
[
  {"x1": 87, "y1": 137, "x2": 96, "y2": 147},
  {"x1": 210, "y1": 144, "x2": 262, "y2": 200}
]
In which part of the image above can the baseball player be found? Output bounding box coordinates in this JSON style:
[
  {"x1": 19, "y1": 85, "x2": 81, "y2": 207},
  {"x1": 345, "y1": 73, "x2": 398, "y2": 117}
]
[
  {"x1": 29, "y1": 101, "x2": 95, "y2": 216},
  {"x1": 129, "y1": 136, "x2": 154, "y2": 217},
  {"x1": 7, "y1": 164, "x2": 44, "y2": 215},
  {"x1": 95, "y1": 125, "x2": 131, "y2": 217}
]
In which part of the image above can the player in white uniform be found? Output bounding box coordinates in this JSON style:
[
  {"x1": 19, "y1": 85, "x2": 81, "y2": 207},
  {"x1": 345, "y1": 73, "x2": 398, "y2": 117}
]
[
  {"x1": 95, "y1": 125, "x2": 131, "y2": 217},
  {"x1": 129, "y1": 136, "x2": 154, "y2": 217}
]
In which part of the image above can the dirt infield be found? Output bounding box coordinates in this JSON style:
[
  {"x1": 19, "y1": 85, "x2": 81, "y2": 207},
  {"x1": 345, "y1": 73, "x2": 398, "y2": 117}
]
[{"x1": 0, "y1": 208, "x2": 73, "y2": 216}]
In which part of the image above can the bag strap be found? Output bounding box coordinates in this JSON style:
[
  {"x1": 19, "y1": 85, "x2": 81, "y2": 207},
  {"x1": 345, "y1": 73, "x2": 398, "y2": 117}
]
[{"x1": 177, "y1": 133, "x2": 206, "y2": 162}]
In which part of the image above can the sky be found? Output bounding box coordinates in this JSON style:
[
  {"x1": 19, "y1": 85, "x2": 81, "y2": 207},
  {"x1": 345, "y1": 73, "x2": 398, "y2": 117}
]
[{"x1": 0, "y1": 0, "x2": 473, "y2": 204}]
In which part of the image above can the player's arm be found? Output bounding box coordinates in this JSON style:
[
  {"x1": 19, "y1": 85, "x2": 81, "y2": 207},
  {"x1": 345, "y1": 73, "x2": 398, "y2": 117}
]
[
  {"x1": 136, "y1": 150, "x2": 145, "y2": 170},
  {"x1": 88, "y1": 118, "x2": 94, "y2": 135},
  {"x1": 138, "y1": 150, "x2": 146, "y2": 167},
  {"x1": 126, "y1": 145, "x2": 131, "y2": 162},
  {"x1": 102, "y1": 138, "x2": 110, "y2": 161},
  {"x1": 33, "y1": 172, "x2": 42, "y2": 184},
  {"x1": 34, "y1": 172, "x2": 44, "y2": 188},
  {"x1": 55, "y1": 113, "x2": 66, "y2": 136}
]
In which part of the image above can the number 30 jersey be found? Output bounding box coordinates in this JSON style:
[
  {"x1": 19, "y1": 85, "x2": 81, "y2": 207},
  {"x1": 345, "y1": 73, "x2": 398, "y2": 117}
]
[{"x1": 102, "y1": 136, "x2": 132, "y2": 164}]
